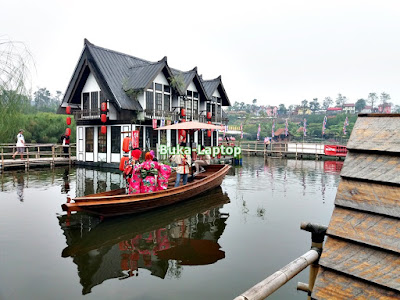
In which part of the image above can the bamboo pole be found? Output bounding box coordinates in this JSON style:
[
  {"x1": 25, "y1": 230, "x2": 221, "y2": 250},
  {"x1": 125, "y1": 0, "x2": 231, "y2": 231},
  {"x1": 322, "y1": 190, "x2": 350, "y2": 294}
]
[{"x1": 233, "y1": 250, "x2": 319, "y2": 300}]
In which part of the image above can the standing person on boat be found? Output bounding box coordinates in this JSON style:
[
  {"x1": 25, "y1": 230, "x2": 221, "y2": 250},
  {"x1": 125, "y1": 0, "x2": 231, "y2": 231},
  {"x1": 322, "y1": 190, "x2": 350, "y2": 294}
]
[
  {"x1": 126, "y1": 148, "x2": 142, "y2": 194},
  {"x1": 12, "y1": 129, "x2": 25, "y2": 160},
  {"x1": 194, "y1": 145, "x2": 211, "y2": 174},
  {"x1": 171, "y1": 143, "x2": 192, "y2": 187}
]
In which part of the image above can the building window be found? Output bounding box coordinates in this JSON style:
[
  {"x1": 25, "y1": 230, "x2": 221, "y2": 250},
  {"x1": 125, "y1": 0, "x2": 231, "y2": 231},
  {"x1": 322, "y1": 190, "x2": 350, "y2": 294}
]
[
  {"x1": 111, "y1": 126, "x2": 121, "y2": 154},
  {"x1": 146, "y1": 91, "x2": 154, "y2": 110},
  {"x1": 83, "y1": 93, "x2": 89, "y2": 110},
  {"x1": 155, "y1": 83, "x2": 162, "y2": 91},
  {"x1": 171, "y1": 129, "x2": 177, "y2": 146},
  {"x1": 85, "y1": 127, "x2": 94, "y2": 152},
  {"x1": 164, "y1": 94, "x2": 170, "y2": 111},
  {"x1": 193, "y1": 100, "x2": 198, "y2": 120},
  {"x1": 156, "y1": 93, "x2": 162, "y2": 111},
  {"x1": 91, "y1": 91, "x2": 99, "y2": 111},
  {"x1": 187, "y1": 90, "x2": 192, "y2": 98},
  {"x1": 98, "y1": 127, "x2": 107, "y2": 153},
  {"x1": 193, "y1": 92, "x2": 198, "y2": 99},
  {"x1": 164, "y1": 85, "x2": 170, "y2": 93}
]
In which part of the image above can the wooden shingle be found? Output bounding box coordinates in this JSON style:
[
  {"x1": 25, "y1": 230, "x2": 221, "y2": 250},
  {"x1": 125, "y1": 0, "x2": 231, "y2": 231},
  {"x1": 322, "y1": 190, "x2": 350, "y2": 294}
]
[{"x1": 312, "y1": 114, "x2": 400, "y2": 299}]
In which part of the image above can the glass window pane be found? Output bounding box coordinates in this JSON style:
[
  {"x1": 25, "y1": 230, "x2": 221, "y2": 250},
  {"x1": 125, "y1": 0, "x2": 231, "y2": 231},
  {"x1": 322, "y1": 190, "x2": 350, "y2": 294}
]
[
  {"x1": 98, "y1": 127, "x2": 107, "y2": 153},
  {"x1": 193, "y1": 92, "x2": 198, "y2": 98},
  {"x1": 164, "y1": 85, "x2": 170, "y2": 93},
  {"x1": 85, "y1": 127, "x2": 94, "y2": 152},
  {"x1": 146, "y1": 91, "x2": 154, "y2": 110},
  {"x1": 111, "y1": 126, "x2": 121, "y2": 154},
  {"x1": 155, "y1": 83, "x2": 162, "y2": 91},
  {"x1": 83, "y1": 93, "x2": 89, "y2": 109},
  {"x1": 164, "y1": 94, "x2": 170, "y2": 111}
]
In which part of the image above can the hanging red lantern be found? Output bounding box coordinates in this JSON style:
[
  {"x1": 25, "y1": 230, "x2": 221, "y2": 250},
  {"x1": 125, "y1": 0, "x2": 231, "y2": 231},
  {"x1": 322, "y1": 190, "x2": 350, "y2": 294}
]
[
  {"x1": 101, "y1": 113, "x2": 107, "y2": 123},
  {"x1": 101, "y1": 102, "x2": 107, "y2": 112},
  {"x1": 122, "y1": 136, "x2": 132, "y2": 153},
  {"x1": 181, "y1": 108, "x2": 186, "y2": 116},
  {"x1": 66, "y1": 116, "x2": 71, "y2": 125},
  {"x1": 207, "y1": 112, "x2": 212, "y2": 119},
  {"x1": 66, "y1": 106, "x2": 71, "y2": 114},
  {"x1": 181, "y1": 119, "x2": 186, "y2": 122},
  {"x1": 65, "y1": 128, "x2": 71, "y2": 136},
  {"x1": 207, "y1": 130, "x2": 211, "y2": 137},
  {"x1": 119, "y1": 156, "x2": 130, "y2": 171},
  {"x1": 207, "y1": 121, "x2": 211, "y2": 124}
]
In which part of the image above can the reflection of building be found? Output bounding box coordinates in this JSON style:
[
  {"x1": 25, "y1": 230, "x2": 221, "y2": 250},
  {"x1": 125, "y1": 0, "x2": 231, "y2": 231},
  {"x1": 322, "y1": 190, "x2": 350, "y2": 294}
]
[
  {"x1": 75, "y1": 167, "x2": 124, "y2": 197},
  {"x1": 59, "y1": 187, "x2": 230, "y2": 294}
]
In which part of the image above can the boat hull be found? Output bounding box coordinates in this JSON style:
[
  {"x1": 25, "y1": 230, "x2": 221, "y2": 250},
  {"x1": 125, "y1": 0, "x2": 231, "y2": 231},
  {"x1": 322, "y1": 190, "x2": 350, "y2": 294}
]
[{"x1": 62, "y1": 164, "x2": 231, "y2": 216}]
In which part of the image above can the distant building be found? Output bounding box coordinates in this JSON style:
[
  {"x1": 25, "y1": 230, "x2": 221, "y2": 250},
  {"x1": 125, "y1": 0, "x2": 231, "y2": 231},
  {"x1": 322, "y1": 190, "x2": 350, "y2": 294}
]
[
  {"x1": 343, "y1": 103, "x2": 355, "y2": 114},
  {"x1": 273, "y1": 128, "x2": 290, "y2": 142},
  {"x1": 327, "y1": 107, "x2": 342, "y2": 114},
  {"x1": 297, "y1": 107, "x2": 312, "y2": 115},
  {"x1": 378, "y1": 103, "x2": 392, "y2": 113},
  {"x1": 361, "y1": 106, "x2": 373, "y2": 113}
]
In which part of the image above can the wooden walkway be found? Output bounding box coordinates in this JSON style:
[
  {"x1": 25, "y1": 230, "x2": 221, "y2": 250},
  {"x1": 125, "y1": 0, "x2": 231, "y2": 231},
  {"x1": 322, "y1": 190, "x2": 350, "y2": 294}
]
[
  {"x1": 0, "y1": 143, "x2": 76, "y2": 172},
  {"x1": 240, "y1": 142, "x2": 345, "y2": 160}
]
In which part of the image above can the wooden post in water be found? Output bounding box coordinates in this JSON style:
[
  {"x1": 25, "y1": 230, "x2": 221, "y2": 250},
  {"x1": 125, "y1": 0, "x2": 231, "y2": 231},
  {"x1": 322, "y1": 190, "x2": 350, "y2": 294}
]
[
  {"x1": 26, "y1": 147, "x2": 29, "y2": 170},
  {"x1": 52, "y1": 145, "x2": 55, "y2": 168},
  {"x1": 68, "y1": 145, "x2": 71, "y2": 165}
]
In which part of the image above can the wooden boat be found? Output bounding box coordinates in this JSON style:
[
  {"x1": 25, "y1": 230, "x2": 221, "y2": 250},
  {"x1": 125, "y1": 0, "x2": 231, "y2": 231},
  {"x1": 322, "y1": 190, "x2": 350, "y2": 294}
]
[{"x1": 62, "y1": 164, "x2": 231, "y2": 216}]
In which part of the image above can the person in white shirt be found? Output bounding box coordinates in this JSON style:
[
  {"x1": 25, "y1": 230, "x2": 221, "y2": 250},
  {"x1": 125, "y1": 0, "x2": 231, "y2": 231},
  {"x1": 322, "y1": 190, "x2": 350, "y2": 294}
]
[
  {"x1": 12, "y1": 129, "x2": 25, "y2": 160},
  {"x1": 194, "y1": 145, "x2": 211, "y2": 174}
]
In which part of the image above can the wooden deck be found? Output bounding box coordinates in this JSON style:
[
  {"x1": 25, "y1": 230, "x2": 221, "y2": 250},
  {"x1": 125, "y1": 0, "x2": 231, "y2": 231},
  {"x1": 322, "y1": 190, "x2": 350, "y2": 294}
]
[
  {"x1": 0, "y1": 143, "x2": 76, "y2": 172},
  {"x1": 312, "y1": 114, "x2": 400, "y2": 299},
  {"x1": 240, "y1": 141, "x2": 345, "y2": 160}
]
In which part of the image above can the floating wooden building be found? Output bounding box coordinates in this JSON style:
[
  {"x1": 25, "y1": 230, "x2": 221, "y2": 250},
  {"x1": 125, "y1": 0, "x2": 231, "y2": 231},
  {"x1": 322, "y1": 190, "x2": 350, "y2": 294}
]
[{"x1": 312, "y1": 114, "x2": 400, "y2": 299}]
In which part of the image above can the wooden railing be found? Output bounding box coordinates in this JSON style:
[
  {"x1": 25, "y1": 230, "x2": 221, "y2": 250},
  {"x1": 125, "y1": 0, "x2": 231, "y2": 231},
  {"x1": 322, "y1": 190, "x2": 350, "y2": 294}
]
[
  {"x1": 144, "y1": 109, "x2": 179, "y2": 121},
  {"x1": 0, "y1": 143, "x2": 76, "y2": 169},
  {"x1": 73, "y1": 109, "x2": 101, "y2": 120}
]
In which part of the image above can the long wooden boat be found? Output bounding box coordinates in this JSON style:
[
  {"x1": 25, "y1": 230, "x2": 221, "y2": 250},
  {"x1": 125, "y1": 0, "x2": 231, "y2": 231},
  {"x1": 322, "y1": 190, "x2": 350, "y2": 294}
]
[{"x1": 62, "y1": 164, "x2": 231, "y2": 216}]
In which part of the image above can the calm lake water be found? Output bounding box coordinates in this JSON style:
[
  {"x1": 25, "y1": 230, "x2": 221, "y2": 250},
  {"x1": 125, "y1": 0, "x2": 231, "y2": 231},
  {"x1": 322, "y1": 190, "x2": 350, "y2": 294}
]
[{"x1": 0, "y1": 157, "x2": 341, "y2": 300}]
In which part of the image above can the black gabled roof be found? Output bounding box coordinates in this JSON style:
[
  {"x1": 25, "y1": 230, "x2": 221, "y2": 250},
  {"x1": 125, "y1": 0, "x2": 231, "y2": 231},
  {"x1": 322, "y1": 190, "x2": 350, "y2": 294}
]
[
  {"x1": 201, "y1": 76, "x2": 231, "y2": 106},
  {"x1": 123, "y1": 57, "x2": 174, "y2": 93},
  {"x1": 171, "y1": 67, "x2": 208, "y2": 100},
  {"x1": 85, "y1": 40, "x2": 147, "y2": 111}
]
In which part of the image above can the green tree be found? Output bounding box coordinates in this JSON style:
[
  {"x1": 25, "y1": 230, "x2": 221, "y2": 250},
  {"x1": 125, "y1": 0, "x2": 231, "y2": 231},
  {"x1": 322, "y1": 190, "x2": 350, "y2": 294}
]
[
  {"x1": 301, "y1": 99, "x2": 308, "y2": 115},
  {"x1": 278, "y1": 103, "x2": 287, "y2": 115},
  {"x1": 380, "y1": 92, "x2": 391, "y2": 111},
  {"x1": 309, "y1": 98, "x2": 320, "y2": 114},
  {"x1": 368, "y1": 92, "x2": 378, "y2": 111},
  {"x1": 336, "y1": 93, "x2": 347, "y2": 108},
  {"x1": 355, "y1": 99, "x2": 366, "y2": 112},
  {"x1": 322, "y1": 97, "x2": 333, "y2": 110}
]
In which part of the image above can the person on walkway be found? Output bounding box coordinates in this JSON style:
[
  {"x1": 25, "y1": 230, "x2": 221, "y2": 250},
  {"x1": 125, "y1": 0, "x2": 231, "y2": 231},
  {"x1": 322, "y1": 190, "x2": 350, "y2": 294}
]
[
  {"x1": 170, "y1": 143, "x2": 192, "y2": 187},
  {"x1": 194, "y1": 145, "x2": 211, "y2": 174},
  {"x1": 60, "y1": 131, "x2": 70, "y2": 157},
  {"x1": 12, "y1": 129, "x2": 25, "y2": 160}
]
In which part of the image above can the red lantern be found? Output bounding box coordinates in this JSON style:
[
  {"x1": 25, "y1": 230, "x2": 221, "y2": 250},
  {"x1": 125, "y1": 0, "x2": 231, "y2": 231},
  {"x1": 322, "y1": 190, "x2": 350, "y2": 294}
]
[
  {"x1": 101, "y1": 113, "x2": 107, "y2": 123},
  {"x1": 122, "y1": 137, "x2": 131, "y2": 153},
  {"x1": 181, "y1": 108, "x2": 186, "y2": 116},
  {"x1": 66, "y1": 106, "x2": 71, "y2": 114},
  {"x1": 101, "y1": 125, "x2": 107, "y2": 135},
  {"x1": 66, "y1": 116, "x2": 71, "y2": 125},
  {"x1": 119, "y1": 156, "x2": 130, "y2": 171},
  {"x1": 65, "y1": 128, "x2": 71, "y2": 136},
  {"x1": 207, "y1": 121, "x2": 211, "y2": 124},
  {"x1": 207, "y1": 130, "x2": 211, "y2": 137},
  {"x1": 207, "y1": 112, "x2": 212, "y2": 119},
  {"x1": 181, "y1": 119, "x2": 186, "y2": 122},
  {"x1": 101, "y1": 102, "x2": 107, "y2": 112}
]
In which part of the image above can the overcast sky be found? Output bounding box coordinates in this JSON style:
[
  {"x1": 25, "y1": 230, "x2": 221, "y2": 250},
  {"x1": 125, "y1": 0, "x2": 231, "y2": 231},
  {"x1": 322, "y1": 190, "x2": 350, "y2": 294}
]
[{"x1": 2, "y1": 0, "x2": 400, "y2": 107}]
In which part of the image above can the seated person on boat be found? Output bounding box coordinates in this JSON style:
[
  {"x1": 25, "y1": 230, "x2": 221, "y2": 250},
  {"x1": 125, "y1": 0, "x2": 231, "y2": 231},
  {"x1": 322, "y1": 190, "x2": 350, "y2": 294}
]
[{"x1": 194, "y1": 145, "x2": 211, "y2": 174}]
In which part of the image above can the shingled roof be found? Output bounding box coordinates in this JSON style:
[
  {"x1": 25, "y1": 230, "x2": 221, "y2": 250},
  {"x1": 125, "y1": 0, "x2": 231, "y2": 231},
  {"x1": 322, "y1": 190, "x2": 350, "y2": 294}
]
[
  {"x1": 171, "y1": 67, "x2": 208, "y2": 99},
  {"x1": 312, "y1": 114, "x2": 400, "y2": 299},
  {"x1": 201, "y1": 76, "x2": 231, "y2": 106}
]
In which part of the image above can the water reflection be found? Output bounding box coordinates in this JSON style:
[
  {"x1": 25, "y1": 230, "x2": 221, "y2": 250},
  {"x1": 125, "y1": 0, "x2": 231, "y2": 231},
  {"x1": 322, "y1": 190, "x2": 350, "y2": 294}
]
[{"x1": 58, "y1": 187, "x2": 230, "y2": 295}]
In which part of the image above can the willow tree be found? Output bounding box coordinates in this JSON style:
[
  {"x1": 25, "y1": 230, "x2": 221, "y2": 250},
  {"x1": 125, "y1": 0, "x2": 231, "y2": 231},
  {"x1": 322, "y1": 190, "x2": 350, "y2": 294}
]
[{"x1": 0, "y1": 38, "x2": 33, "y2": 142}]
